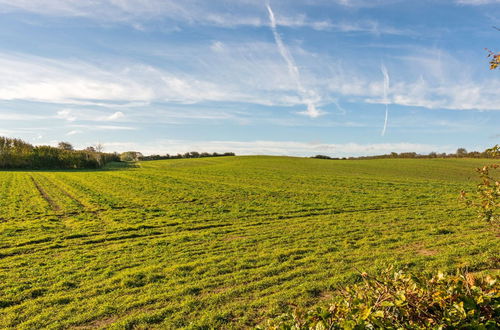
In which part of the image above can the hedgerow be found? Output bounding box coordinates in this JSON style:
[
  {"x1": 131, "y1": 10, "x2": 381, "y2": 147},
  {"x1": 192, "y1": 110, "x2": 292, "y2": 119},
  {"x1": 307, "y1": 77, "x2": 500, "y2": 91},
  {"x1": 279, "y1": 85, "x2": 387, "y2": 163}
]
[{"x1": 0, "y1": 136, "x2": 119, "y2": 169}]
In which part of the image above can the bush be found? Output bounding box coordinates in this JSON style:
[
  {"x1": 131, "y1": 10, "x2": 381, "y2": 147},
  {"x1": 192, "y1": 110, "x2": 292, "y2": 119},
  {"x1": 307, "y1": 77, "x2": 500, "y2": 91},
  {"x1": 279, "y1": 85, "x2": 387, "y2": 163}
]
[{"x1": 262, "y1": 268, "x2": 499, "y2": 329}]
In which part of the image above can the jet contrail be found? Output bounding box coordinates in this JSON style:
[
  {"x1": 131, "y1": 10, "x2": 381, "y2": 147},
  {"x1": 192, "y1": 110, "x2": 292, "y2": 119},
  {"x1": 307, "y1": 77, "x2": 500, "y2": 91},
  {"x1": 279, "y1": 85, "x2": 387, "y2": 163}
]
[
  {"x1": 266, "y1": 3, "x2": 321, "y2": 118},
  {"x1": 380, "y1": 63, "x2": 390, "y2": 136}
]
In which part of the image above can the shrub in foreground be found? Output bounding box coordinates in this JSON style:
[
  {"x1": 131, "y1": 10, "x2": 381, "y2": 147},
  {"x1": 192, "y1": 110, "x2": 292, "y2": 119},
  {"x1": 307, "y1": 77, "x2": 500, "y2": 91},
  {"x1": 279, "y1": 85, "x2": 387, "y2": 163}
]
[{"x1": 263, "y1": 268, "x2": 499, "y2": 329}]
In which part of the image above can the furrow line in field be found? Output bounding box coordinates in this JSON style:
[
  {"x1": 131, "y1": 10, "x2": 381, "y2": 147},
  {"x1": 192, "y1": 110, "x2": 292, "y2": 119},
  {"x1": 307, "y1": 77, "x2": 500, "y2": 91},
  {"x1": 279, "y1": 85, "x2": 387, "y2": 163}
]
[
  {"x1": 218, "y1": 202, "x2": 441, "y2": 226},
  {"x1": 0, "y1": 200, "x2": 456, "y2": 260},
  {"x1": 0, "y1": 218, "x2": 242, "y2": 258},
  {"x1": 54, "y1": 174, "x2": 133, "y2": 210},
  {"x1": 103, "y1": 172, "x2": 204, "y2": 202},
  {"x1": 0, "y1": 231, "x2": 170, "y2": 259},
  {"x1": 112, "y1": 171, "x2": 273, "y2": 195},
  {"x1": 42, "y1": 175, "x2": 87, "y2": 209},
  {"x1": 29, "y1": 175, "x2": 61, "y2": 212},
  {"x1": 39, "y1": 174, "x2": 104, "y2": 215},
  {"x1": 0, "y1": 173, "x2": 14, "y2": 218}
]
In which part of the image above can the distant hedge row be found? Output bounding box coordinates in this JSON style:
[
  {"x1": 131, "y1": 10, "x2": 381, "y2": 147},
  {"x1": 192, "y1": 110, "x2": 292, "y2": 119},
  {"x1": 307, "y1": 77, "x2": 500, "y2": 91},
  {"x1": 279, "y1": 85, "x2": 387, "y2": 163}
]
[
  {"x1": 313, "y1": 146, "x2": 500, "y2": 160},
  {"x1": 139, "y1": 151, "x2": 236, "y2": 161},
  {"x1": 0, "y1": 137, "x2": 119, "y2": 169}
]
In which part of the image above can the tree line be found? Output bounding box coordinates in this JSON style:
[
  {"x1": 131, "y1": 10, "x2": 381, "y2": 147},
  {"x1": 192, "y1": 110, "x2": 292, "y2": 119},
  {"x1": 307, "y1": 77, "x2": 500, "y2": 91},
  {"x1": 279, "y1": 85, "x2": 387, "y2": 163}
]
[
  {"x1": 312, "y1": 147, "x2": 500, "y2": 160},
  {"x1": 0, "y1": 136, "x2": 120, "y2": 169},
  {"x1": 121, "y1": 151, "x2": 236, "y2": 162}
]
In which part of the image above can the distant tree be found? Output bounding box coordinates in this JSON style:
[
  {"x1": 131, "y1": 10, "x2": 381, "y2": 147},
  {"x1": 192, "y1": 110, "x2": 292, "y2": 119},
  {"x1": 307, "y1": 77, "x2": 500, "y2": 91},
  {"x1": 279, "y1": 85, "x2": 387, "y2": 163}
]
[
  {"x1": 85, "y1": 146, "x2": 96, "y2": 153},
  {"x1": 312, "y1": 155, "x2": 331, "y2": 159},
  {"x1": 58, "y1": 141, "x2": 74, "y2": 151},
  {"x1": 456, "y1": 148, "x2": 467, "y2": 157},
  {"x1": 94, "y1": 143, "x2": 104, "y2": 153},
  {"x1": 399, "y1": 152, "x2": 417, "y2": 158},
  {"x1": 120, "y1": 151, "x2": 143, "y2": 162},
  {"x1": 189, "y1": 151, "x2": 200, "y2": 158}
]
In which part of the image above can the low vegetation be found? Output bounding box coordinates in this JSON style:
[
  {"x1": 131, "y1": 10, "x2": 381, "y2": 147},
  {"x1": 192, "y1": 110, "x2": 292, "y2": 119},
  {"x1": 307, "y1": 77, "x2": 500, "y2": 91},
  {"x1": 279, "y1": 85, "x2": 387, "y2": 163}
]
[
  {"x1": 264, "y1": 268, "x2": 499, "y2": 329},
  {"x1": 0, "y1": 156, "x2": 498, "y2": 328}
]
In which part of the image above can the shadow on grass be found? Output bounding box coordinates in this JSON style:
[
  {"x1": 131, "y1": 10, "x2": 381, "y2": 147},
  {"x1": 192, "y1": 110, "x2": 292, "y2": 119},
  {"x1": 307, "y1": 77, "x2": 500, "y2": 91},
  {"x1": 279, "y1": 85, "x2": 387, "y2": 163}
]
[{"x1": 0, "y1": 162, "x2": 139, "y2": 173}]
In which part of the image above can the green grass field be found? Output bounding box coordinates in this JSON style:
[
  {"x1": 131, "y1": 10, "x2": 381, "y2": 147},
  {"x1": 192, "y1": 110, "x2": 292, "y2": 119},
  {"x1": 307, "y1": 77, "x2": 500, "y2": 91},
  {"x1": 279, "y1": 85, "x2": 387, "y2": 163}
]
[{"x1": 0, "y1": 156, "x2": 498, "y2": 328}]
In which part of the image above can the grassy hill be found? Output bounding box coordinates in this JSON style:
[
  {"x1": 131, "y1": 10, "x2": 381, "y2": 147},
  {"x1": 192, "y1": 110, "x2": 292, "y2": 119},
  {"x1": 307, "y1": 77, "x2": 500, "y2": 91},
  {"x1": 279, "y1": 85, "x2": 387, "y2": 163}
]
[{"x1": 0, "y1": 156, "x2": 498, "y2": 328}]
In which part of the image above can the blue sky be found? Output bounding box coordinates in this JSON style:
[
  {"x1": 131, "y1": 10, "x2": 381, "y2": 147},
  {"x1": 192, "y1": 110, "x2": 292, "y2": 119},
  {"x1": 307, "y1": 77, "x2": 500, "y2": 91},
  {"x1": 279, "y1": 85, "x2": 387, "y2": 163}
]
[{"x1": 0, "y1": 0, "x2": 499, "y2": 156}]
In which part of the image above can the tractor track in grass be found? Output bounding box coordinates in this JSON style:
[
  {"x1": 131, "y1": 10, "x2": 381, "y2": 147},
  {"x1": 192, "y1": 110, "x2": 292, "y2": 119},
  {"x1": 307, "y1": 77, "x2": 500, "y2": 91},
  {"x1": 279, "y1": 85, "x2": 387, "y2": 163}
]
[
  {"x1": 43, "y1": 176, "x2": 86, "y2": 209},
  {"x1": 39, "y1": 175, "x2": 103, "y2": 214},
  {"x1": 30, "y1": 175, "x2": 61, "y2": 213},
  {"x1": 0, "y1": 202, "x2": 450, "y2": 259},
  {"x1": 0, "y1": 231, "x2": 167, "y2": 259},
  {"x1": 57, "y1": 174, "x2": 142, "y2": 210}
]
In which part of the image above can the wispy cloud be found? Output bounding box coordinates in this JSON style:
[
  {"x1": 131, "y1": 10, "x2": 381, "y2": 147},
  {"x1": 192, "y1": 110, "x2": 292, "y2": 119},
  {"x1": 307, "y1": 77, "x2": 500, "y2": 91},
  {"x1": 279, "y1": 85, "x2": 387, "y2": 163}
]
[
  {"x1": 0, "y1": 0, "x2": 409, "y2": 35},
  {"x1": 455, "y1": 0, "x2": 500, "y2": 5},
  {"x1": 326, "y1": 48, "x2": 500, "y2": 112},
  {"x1": 69, "y1": 124, "x2": 137, "y2": 131},
  {"x1": 2, "y1": 43, "x2": 500, "y2": 117},
  {"x1": 380, "y1": 64, "x2": 390, "y2": 136},
  {"x1": 0, "y1": 53, "x2": 243, "y2": 105},
  {"x1": 56, "y1": 109, "x2": 125, "y2": 122},
  {"x1": 0, "y1": 112, "x2": 47, "y2": 120},
  {"x1": 266, "y1": 3, "x2": 323, "y2": 118},
  {"x1": 66, "y1": 130, "x2": 82, "y2": 136}
]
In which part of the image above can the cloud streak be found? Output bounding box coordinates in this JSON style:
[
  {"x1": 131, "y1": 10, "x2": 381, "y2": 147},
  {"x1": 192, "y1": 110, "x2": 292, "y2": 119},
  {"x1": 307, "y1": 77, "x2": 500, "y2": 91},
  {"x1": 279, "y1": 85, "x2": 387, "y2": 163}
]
[
  {"x1": 266, "y1": 3, "x2": 323, "y2": 118},
  {"x1": 380, "y1": 63, "x2": 390, "y2": 136}
]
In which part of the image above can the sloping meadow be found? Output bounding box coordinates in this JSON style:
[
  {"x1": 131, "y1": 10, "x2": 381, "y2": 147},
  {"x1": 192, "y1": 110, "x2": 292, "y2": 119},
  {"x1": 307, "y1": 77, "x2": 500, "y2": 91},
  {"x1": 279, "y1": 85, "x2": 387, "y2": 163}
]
[{"x1": 0, "y1": 156, "x2": 498, "y2": 328}]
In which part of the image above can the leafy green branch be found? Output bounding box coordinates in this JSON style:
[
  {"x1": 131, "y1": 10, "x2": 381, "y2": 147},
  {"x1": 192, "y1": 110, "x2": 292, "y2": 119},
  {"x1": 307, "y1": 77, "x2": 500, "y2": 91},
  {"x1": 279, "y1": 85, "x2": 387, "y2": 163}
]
[
  {"x1": 263, "y1": 268, "x2": 499, "y2": 329},
  {"x1": 461, "y1": 145, "x2": 499, "y2": 224}
]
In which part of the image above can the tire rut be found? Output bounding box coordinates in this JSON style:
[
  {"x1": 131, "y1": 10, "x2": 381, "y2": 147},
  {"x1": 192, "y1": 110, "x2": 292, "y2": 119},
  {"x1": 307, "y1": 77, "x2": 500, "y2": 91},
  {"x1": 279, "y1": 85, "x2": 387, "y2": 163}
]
[{"x1": 30, "y1": 176, "x2": 61, "y2": 212}]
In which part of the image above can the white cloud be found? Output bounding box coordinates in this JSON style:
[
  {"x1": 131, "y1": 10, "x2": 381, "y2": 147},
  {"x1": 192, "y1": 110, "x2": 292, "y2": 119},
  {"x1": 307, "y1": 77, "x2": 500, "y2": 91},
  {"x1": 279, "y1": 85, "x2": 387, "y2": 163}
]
[
  {"x1": 210, "y1": 41, "x2": 225, "y2": 53},
  {"x1": 56, "y1": 109, "x2": 77, "y2": 121},
  {"x1": 1, "y1": 43, "x2": 500, "y2": 121},
  {"x1": 0, "y1": 112, "x2": 47, "y2": 120},
  {"x1": 107, "y1": 111, "x2": 125, "y2": 120},
  {"x1": 0, "y1": 55, "x2": 153, "y2": 103},
  {"x1": 70, "y1": 124, "x2": 137, "y2": 131},
  {"x1": 0, "y1": 54, "x2": 243, "y2": 105},
  {"x1": 56, "y1": 109, "x2": 128, "y2": 123},
  {"x1": 66, "y1": 130, "x2": 82, "y2": 136},
  {"x1": 456, "y1": 0, "x2": 500, "y2": 4},
  {"x1": 324, "y1": 48, "x2": 500, "y2": 111}
]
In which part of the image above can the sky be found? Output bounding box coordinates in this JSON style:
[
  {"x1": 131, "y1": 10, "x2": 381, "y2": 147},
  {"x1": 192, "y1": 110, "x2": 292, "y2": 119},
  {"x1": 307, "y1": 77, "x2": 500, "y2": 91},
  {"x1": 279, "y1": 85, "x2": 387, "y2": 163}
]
[{"x1": 0, "y1": 0, "x2": 499, "y2": 157}]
